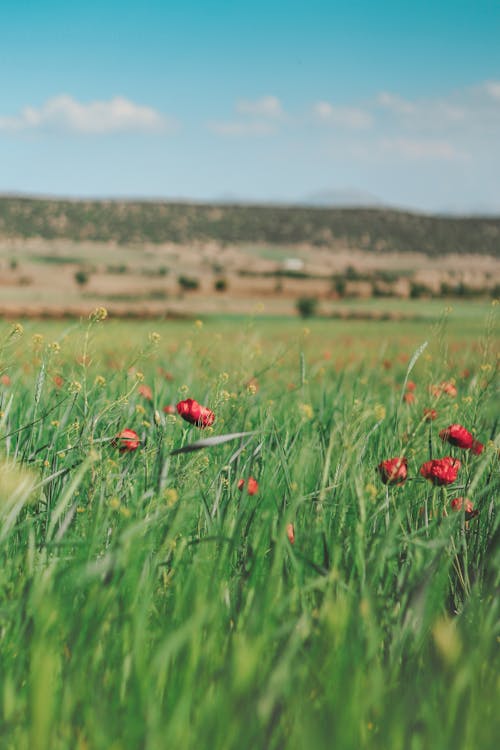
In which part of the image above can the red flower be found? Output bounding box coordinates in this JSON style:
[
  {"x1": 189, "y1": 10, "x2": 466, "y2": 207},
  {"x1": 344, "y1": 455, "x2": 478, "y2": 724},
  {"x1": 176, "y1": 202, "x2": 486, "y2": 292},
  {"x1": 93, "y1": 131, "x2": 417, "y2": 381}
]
[
  {"x1": 176, "y1": 398, "x2": 215, "y2": 428},
  {"x1": 450, "y1": 497, "x2": 479, "y2": 520},
  {"x1": 114, "y1": 428, "x2": 140, "y2": 453},
  {"x1": 0, "y1": 374, "x2": 11, "y2": 386},
  {"x1": 286, "y1": 523, "x2": 295, "y2": 545},
  {"x1": 420, "y1": 456, "x2": 461, "y2": 485},
  {"x1": 441, "y1": 381, "x2": 457, "y2": 398},
  {"x1": 163, "y1": 404, "x2": 176, "y2": 415},
  {"x1": 406, "y1": 381, "x2": 417, "y2": 392},
  {"x1": 158, "y1": 368, "x2": 174, "y2": 381},
  {"x1": 378, "y1": 457, "x2": 408, "y2": 485},
  {"x1": 439, "y1": 424, "x2": 484, "y2": 454},
  {"x1": 423, "y1": 408, "x2": 437, "y2": 421},
  {"x1": 471, "y1": 439, "x2": 484, "y2": 455},
  {"x1": 237, "y1": 477, "x2": 259, "y2": 495},
  {"x1": 403, "y1": 391, "x2": 416, "y2": 404},
  {"x1": 53, "y1": 375, "x2": 64, "y2": 389},
  {"x1": 439, "y1": 424, "x2": 474, "y2": 450},
  {"x1": 138, "y1": 384, "x2": 153, "y2": 401},
  {"x1": 430, "y1": 381, "x2": 457, "y2": 398}
]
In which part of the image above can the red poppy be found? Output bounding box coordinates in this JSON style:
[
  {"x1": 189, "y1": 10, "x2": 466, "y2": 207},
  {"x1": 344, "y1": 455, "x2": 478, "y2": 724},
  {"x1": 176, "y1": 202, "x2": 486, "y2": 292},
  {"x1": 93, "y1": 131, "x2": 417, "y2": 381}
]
[
  {"x1": 0, "y1": 374, "x2": 11, "y2": 386},
  {"x1": 377, "y1": 457, "x2": 408, "y2": 485},
  {"x1": 114, "y1": 428, "x2": 140, "y2": 453},
  {"x1": 441, "y1": 381, "x2": 458, "y2": 398},
  {"x1": 439, "y1": 424, "x2": 474, "y2": 450},
  {"x1": 406, "y1": 381, "x2": 417, "y2": 392},
  {"x1": 430, "y1": 381, "x2": 458, "y2": 398},
  {"x1": 138, "y1": 384, "x2": 153, "y2": 401},
  {"x1": 176, "y1": 398, "x2": 215, "y2": 428},
  {"x1": 471, "y1": 439, "x2": 484, "y2": 455},
  {"x1": 158, "y1": 367, "x2": 174, "y2": 381},
  {"x1": 163, "y1": 404, "x2": 176, "y2": 414},
  {"x1": 420, "y1": 456, "x2": 461, "y2": 485},
  {"x1": 286, "y1": 523, "x2": 295, "y2": 545},
  {"x1": 423, "y1": 408, "x2": 437, "y2": 421},
  {"x1": 53, "y1": 375, "x2": 64, "y2": 389},
  {"x1": 403, "y1": 392, "x2": 416, "y2": 404},
  {"x1": 237, "y1": 477, "x2": 259, "y2": 495},
  {"x1": 450, "y1": 497, "x2": 479, "y2": 520}
]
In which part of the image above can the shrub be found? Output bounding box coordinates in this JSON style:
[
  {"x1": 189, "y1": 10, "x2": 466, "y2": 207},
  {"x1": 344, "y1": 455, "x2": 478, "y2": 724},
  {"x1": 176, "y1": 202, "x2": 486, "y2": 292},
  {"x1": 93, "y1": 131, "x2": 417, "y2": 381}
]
[
  {"x1": 214, "y1": 278, "x2": 228, "y2": 292},
  {"x1": 409, "y1": 281, "x2": 432, "y2": 299},
  {"x1": 75, "y1": 269, "x2": 89, "y2": 286},
  {"x1": 178, "y1": 275, "x2": 199, "y2": 291},
  {"x1": 296, "y1": 297, "x2": 318, "y2": 318},
  {"x1": 331, "y1": 276, "x2": 346, "y2": 297}
]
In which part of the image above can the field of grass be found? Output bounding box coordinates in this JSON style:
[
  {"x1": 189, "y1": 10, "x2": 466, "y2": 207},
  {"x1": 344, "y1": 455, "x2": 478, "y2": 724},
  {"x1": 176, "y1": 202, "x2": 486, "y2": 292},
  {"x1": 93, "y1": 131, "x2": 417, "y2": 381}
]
[{"x1": 0, "y1": 305, "x2": 499, "y2": 749}]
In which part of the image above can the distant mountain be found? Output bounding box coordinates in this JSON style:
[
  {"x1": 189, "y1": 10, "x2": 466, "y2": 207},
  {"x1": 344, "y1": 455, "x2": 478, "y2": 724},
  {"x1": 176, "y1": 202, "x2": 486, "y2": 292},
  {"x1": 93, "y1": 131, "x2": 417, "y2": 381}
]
[
  {"x1": 0, "y1": 195, "x2": 499, "y2": 256},
  {"x1": 213, "y1": 188, "x2": 386, "y2": 208},
  {"x1": 300, "y1": 189, "x2": 385, "y2": 208},
  {"x1": 437, "y1": 201, "x2": 500, "y2": 217}
]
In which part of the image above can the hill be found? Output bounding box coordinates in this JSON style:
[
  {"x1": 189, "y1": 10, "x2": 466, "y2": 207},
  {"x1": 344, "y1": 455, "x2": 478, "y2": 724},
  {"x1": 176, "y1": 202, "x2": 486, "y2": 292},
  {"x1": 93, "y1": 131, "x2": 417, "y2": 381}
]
[{"x1": 0, "y1": 196, "x2": 499, "y2": 256}]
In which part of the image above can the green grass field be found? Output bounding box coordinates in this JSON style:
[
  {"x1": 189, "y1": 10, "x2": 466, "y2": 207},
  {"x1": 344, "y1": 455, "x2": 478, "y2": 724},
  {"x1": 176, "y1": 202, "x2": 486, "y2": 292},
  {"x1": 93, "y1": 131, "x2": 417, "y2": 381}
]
[{"x1": 0, "y1": 303, "x2": 499, "y2": 749}]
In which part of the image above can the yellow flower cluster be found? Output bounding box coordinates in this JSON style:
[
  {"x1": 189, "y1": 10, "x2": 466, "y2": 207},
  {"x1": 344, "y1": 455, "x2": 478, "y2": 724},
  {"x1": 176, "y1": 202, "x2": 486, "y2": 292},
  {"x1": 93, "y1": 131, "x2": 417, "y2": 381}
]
[{"x1": 90, "y1": 307, "x2": 108, "y2": 322}]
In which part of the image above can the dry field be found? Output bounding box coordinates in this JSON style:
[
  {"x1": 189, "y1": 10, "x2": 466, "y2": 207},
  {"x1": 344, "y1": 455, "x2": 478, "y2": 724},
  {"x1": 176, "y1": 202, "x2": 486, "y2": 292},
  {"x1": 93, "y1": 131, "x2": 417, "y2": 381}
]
[{"x1": 0, "y1": 237, "x2": 498, "y2": 319}]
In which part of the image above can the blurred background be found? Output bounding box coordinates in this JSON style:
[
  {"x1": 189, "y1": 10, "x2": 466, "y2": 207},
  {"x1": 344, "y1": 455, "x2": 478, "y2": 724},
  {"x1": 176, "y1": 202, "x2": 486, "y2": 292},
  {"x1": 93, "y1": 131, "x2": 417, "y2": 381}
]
[{"x1": 0, "y1": 0, "x2": 499, "y2": 319}]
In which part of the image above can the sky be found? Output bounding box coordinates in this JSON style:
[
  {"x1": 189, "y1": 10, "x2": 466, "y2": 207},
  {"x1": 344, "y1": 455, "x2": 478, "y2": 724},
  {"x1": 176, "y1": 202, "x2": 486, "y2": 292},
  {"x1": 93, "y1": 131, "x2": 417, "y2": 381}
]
[{"x1": 0, "y1": 0, "x2": 499, "y2": 213}]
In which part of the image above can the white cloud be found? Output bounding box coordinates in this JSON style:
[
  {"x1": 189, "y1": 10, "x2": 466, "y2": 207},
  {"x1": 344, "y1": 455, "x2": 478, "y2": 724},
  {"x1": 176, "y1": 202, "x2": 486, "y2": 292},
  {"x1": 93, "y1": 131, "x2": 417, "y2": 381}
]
[
  {"x1": 313, "y1": 101, "x2": 373, "y2": 129},
  {"x1": 377, "y1": 92, "x2": 416, "y2": 116},
  {"x1": 482, "y1": 80, "x2": 500, "y2": 100},
  {"x1": 208, "y1": 120, "x2": 276, "y2": 136},
  {"x1": 209, "y1": 95, "x2": 284, "y2": 137},
  {"x1": 235, "y1": 95, "x2": 283, "y2": 119},
  {"x1": 375, "y1": 83, "x2": 500, "y2": 129},
  {"x1": 0, "y1": 95, "x2": 173, "y2": 135}
]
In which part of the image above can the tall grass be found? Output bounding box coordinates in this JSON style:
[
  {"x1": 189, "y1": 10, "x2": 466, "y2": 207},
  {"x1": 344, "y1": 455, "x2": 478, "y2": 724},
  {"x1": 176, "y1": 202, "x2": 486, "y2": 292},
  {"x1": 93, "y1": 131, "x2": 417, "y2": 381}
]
[{"x1": 0, "y1": 309, "x2": 498, "y2": 749}]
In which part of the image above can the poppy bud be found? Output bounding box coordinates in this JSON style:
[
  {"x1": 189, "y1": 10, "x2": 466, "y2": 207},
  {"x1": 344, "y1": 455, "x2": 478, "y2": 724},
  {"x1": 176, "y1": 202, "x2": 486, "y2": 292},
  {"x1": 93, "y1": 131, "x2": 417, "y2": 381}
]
[
  {"x1": 471, "y1": 439, "x2": 484, "y2": 455},
  {"x1": 114, "y1": 428, "x2": 140, "y2": 453},
  {"x1": 138, "y1": 384, "x2": 153, "y2": 400},
  {"x1": 237, "y1": 477, "x2": 259, "y2": 495},
  {"x1": 450, "y1": 497, "x2": 479, "y2": 520},
  {"x1": 377, "y1": 457, "x2": 408, "y2": 485}
]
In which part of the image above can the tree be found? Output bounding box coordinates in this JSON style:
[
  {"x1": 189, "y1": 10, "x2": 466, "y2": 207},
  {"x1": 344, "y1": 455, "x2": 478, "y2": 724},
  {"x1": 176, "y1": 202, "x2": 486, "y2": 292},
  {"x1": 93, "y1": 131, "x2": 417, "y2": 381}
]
[
  {"x1": 296, "y1": 297, "x2": 318, "y2": 318},
  {"x1": 178, "y1": 275, "x2": 200, "y2": 291},
  {"x1": 75, "y1": 269, "x2": 89, "y2": 287}
]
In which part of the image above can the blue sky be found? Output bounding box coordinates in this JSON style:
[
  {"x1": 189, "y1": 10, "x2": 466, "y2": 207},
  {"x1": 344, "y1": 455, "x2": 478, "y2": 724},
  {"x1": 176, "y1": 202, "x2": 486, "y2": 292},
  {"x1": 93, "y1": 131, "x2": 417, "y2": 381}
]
[{"x1": 1, "y1": 0, "x2": 499, "y2": 212}]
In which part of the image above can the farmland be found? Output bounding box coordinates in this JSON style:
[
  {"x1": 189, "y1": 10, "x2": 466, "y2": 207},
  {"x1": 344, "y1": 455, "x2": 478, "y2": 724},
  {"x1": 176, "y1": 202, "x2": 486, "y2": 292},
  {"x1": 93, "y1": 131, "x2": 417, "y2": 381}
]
[
  {"x1": 0, "y1": 306, "x2": 498, "y2": 749},
  {"x1": 0, "y1": 197, "x2": 499, "y2": 319}
]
